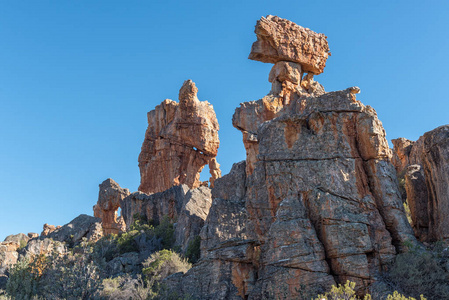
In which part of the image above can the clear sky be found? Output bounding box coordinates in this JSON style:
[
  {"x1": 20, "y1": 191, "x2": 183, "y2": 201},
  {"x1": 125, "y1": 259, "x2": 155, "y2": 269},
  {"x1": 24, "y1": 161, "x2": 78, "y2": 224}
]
[{"x1": 1, "y1": 1, "x2": 448, "y2": 240}]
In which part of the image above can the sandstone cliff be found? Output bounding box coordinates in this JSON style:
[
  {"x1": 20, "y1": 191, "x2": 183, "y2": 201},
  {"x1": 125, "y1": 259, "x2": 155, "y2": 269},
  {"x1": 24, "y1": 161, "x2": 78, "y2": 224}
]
[{"x1": 167, "y1": 15, "x2": 417, "y2": 299}]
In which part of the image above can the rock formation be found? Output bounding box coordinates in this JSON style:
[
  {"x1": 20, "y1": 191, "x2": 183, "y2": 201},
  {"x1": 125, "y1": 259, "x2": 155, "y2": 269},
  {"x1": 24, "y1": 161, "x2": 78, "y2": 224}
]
[
  {"x1": 249, "y1": 15, "x2": 331, "y2": 75},
  {"x1": 121, "y1": 184, "x2": 212, "y2": 252},
  {"x1": 44, "y1": 214, "x2": 103, "y2": 245},
  {"x1": 0, "y1": 234, "x2": 30, "y2": 276},
  {"x1": 391, "y1": 138, "x2": 415, "y2": 174},
  {"x1": 392, "y1": 125, "x2": 449, "y2": 242},
  {"x1": 41, "y1": 223, "x2": 61, "y2": 236},
  {"x1": 0, "y1": 215, "x2": 101, "y2": 287},
  {"x1": 168, "y1": 16, "x2": 416, "y2": 299},
  {"x1": 138, "y1": 80, "x2": 221, "y2": 194},
  {"x1": 93, "y1": 178, "x2": 130, "y2": 235}
]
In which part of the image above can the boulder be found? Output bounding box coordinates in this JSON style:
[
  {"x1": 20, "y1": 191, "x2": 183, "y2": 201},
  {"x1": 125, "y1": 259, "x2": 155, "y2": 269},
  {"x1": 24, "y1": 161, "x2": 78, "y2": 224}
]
[
  {"x1": 4, "y1": 233, "x2": 29, "y2": 245},
  {"x1": 41, "y1": 223, "x2": 61, "y2": 236},
  {"x1": 249, "y1": 15, "x2": 330, "y2": 75},
  {"x1": 27, "y1": 233, "x2": 39, "y2": 239},
  {"x1": 93, "y1": 178, "x2": 130, "y2": 235},
  {"x1": 138, "y1": 80, "x2": 221, "y2": 194}
]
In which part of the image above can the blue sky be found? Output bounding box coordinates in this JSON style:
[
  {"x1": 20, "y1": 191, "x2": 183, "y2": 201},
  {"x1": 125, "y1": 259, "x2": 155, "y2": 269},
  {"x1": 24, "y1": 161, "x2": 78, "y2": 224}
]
[{"x1": 1, "y1": 1, "x2": 448, "y2": 240}]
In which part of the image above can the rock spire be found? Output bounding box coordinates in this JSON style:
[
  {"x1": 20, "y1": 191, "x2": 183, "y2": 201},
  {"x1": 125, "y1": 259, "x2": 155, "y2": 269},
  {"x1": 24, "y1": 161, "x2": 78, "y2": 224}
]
[{"x1": 138, "y1": 80, "x2": 221, "y2": 194}]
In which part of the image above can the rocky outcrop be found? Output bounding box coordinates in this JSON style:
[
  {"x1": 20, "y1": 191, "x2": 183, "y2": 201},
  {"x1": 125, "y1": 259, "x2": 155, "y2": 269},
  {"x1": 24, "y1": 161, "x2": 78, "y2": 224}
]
[
  {"x1": 45, "y1": 214, "x2": 103, "y2": 245},
  {"x1": 3, "y1": 233, "x2": 29, "y2": 245},
  {"x1": 121, "y1": 185, "x2": 212, "y2": 252},
  {"x1": 93, "y1": 178, "x2": 130, "y2": 235},
  {"x1": 0, "y1": 234, "x2": 31, "y2": 277},
  {"x1": 138, "y1": 80, "x2": 221, "y2": 194},
  {"x1": 20, "y1": 238, "x2": 66, "y2": 261},
  {"x1": 249, "y1": 15, "x2": 330, "y2": 75},
  {"x1": 41, "y1": 223, "x2": 61, "y2": 236},
  {"x1": 393, "y1": 125, "x2": 449, "y2": 241},
  {"x1": 169, "y1": 16, "x2": 416, "y2": 299},
  {"x1": 0, "y1": 242, "x2": 19, "y2": 276}
]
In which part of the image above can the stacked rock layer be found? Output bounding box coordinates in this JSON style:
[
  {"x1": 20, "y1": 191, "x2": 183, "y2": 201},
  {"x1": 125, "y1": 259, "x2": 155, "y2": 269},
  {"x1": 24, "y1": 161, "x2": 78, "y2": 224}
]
[{"x1": 167, "y1": 16, "x2": 416, "y2": 299}]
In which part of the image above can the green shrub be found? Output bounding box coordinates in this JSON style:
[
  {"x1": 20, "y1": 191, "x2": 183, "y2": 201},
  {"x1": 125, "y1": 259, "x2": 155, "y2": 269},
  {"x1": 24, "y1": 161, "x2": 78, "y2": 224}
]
[
  {"x1": 314, "y1": 280, "x2": 371, "y2": 300},
  {"x1": 38, "y1": 249, "x2": 100, "y2": 299},
  {"x1": 18, "y1": 239, "x2": 27, "y2": 250},
  {"x1": 387, "y1": 291, "x2": 426, "y2": 300},
  {"x1": 314, "y1": 281, "x2": 426, "y2": 300},
  {"x1": 142, "y1": 249, "x2": 191, "y2": 282},
  {"x1": 98, "y1": 274, "x2": 154, "y2": 300},
  {"x1": 5, "y1": 257, "x2": 38, "y2": 300},
  {"x1": 386, "y1": 248, "x2": 449, "y2": 299},
  {"x1": 153, "y1": 216, "x2": 175, "y2": 250},
  {"x1": 185, "y1": 235, "x2": 201, "y2": 264},
  {"x1": 117, "y1": 229, "x2": 140, "y2": 254}
]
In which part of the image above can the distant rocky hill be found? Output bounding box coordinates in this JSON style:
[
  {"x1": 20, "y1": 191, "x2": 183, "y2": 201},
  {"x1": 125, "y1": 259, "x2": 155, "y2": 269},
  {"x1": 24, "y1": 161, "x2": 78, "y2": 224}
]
[{"x1": 1, "y1": 15, "x2": 449, "y2": 300}]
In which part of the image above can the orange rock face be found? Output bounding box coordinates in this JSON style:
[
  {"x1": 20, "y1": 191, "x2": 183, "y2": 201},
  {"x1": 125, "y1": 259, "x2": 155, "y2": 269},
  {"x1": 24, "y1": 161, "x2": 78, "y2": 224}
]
[
  {"x1": 93, "y1": 178, "x2": 130, "y2": 235},
  {"x1": 169, "y1": 17, "x2": 416, "y2": 300},
  {"x1": 138, "y1": 80, "x2": 221, "y2": 194},
  {"x1": 391, "y1": 138, "x2": 415, "y2": 174},
  {"x1": 249, "y1": 15, "x2": 331, "y2": 74}
]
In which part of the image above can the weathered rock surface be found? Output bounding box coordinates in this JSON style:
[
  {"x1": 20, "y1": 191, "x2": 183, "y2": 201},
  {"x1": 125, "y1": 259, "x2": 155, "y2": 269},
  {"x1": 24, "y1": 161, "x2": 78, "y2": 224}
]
[
  {"x1": 249, "y1": 15, "x2": 330, "y2": 75},
  {"x1": 0, "y1": 234, "x2": 31, "y2": 276},
  {"x1": 391, "y1": 138, "x2": 415, "y2": 174},
  {"x1": 121, "y1": 185, "x2": 212, "y2": 252},
  {"x1": 46, "y1": 214, "x2": 103, "y2": 245},
  {"x1": 0, "y1": 242, "x2": 20, "y2": 275},
  {"x1": 138, "y1": 80, "x2": 221, "y2": 194},
  {"x1": 404, "y1": 164, "x2": 429, "y2": 241},
  {"x1": 393, "y1": 125, "x2": 449, "y2": 241},
  {"x1": 4, "y1": 233, "x2": 29, "y2": 245},
  {"x1": 20, "y1": 238, "x2": 66, "y2": 261},
  {"x1": 169, "y1": 16, "x2": 416, "y2": 299},
  {"x1": 93, "y1": 178, "x2": 130, "y2": 235}
]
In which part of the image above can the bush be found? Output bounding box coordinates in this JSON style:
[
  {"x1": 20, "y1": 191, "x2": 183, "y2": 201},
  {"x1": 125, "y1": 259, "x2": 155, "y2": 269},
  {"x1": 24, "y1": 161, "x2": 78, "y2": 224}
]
[
  {"x1": 185, "y1": 235, "x2": 201, "y2": 264},
  {"x1": 38, "y1": 250, "x2": 100, "y2": 299},
  {"x1": 385, "y1": 247, "x2": 449, "y2": 299},
  {"x1": 153, "y1": 216, "x2": 175, "y2": 250},
  {"x1": 5, "y1": 257, "x2": 39, "y2": 300},
  {"x1": 314, "y1": 281, "x2": 426, "y2": 300},
  {"x1": 98, "y1": 274, "x2": 153, "y2": 300},
  {"x1": 142, "y1": 249, "x2": 191, "y2": 282},
  {"x1": 314, "y1": 280, "x2": 371, "y2": 300}
]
